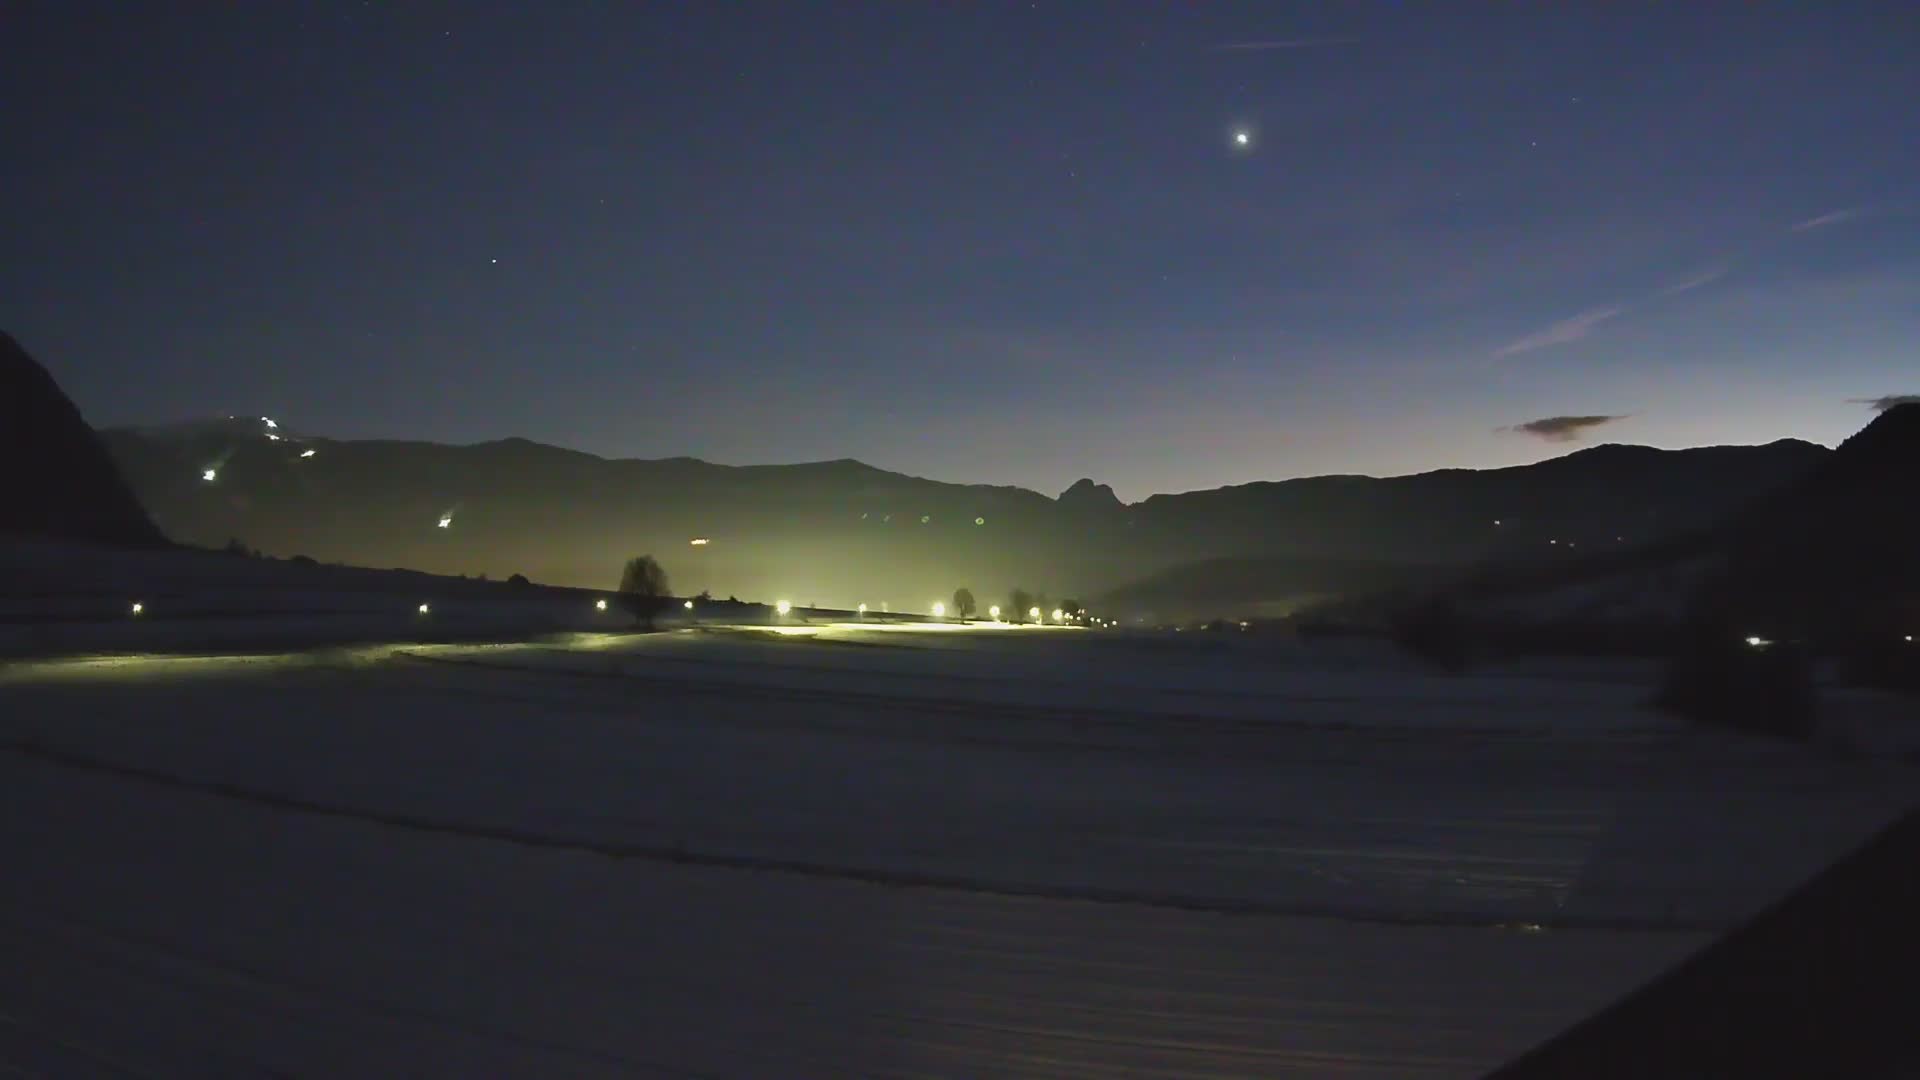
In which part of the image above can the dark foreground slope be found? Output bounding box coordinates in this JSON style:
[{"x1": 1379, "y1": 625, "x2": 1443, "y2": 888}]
[
  {"x1": 0, "y1": 332, "x2": 167, "y2": 548},
  {"x1": 1488, "y1": 804, "x2": 1920, "y2": 1080},
  {"x1": 102, "y1": 418, "x2": 1828, "y2": 607}
]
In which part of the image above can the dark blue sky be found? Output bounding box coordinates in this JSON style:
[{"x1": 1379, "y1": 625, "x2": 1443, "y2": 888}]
[{"x1": 6, "y1": 3, "x2": 1916, "y2": 499}]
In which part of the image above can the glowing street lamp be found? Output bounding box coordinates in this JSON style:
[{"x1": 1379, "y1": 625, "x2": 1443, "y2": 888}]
[
  {"x1": 857, "y1": 603, "x2": 868, "y2": 615},
  {"x1": 776, "y1": 600, "x2": 792, "y2": 615},
  {"x1": 595, "y1": 599, "x2": 608, "y2": 611},
  {"x1": 988, "y1": 605, "x2": 1001, "y2": 621},
  {"x1": 299, "y1": 449, "x2": 315, "y2": 458},
  {"x1": 1028, "y1": 606, "x2": 1041, "y2": 623},
  {"x1": 417, "y1": 603, "x2": 431, "y2": 615},
  {"x1": 684, "y1": 599, "x2": 694, "y2": 610},
  {"x1": 129, "y1": 601, "x2": 144, "y2": 616},
  {"x1": 689, "y1": 537, "x2": 710, "y2": 546},
  {"x1": 437, "y1": 515, "x2": 453, "y2": 529},
  {"x1": 201, "y1": 468, "x2": 217, "y2": 482},
  {"x1": 1051, "y1": 608, "x2": 1064, "y2": 623},
  {"x1": 932, "y1": 602, "x2": 946, "y2": 619}
]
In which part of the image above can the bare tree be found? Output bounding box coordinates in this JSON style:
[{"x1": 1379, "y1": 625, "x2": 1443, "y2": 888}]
[
  {"x1": 953, "y1": 587, "x2": 977, "y2": 620},
  {"x1": 617, "y1": 555, "x2": 671, "y2": 630}
]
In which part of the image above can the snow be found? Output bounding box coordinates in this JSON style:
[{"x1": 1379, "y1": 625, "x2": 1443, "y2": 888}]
[{"x1": 4, "y1": 568, "x2": 1918, "y2": 1074}]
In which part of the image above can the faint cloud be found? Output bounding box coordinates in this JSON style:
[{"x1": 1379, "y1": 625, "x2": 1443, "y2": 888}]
[
  {"x1": 1215, "y1": 37, "x2": 1359, "y2": 51},
  {"x1": 1660, "y1": 265, "x2": 1726, "y2": 296},
  {"x1": 1852, "y1": 395, "x2": 1920, "y2": 412},
  {"x1": 1506, "y1": 415, "x2": 1628, "y2": 443},
  {"x1": 1791, "y1": 207, "x2": 1864, "y2": 232},
  {"x1": 1493, "y1": 306, "x2": 1625, "y2": 357}
]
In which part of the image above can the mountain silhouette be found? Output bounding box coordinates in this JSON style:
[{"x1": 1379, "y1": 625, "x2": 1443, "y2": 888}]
[
  {"x1": 1058, "y1": 478, "x2": 1123, "y2": 512},
  {"x1": 0, "y1": 332, "x2": 167, "y2": 548},
  {"x1": 1712, "y1": 402, "x2": 1920, "y2": 635},
  {"x1": 99, "y1": 418, "x2": 1829, "y2": 610},
  {"x1": 1370, "y1": 404, "x2": 1920, "y2": 643}
]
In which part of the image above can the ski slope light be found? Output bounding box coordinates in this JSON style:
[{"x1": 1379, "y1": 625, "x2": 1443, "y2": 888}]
[
  {"x1": 299, "y1": 449, "x2": 315, "y2": 458},
  {"x1": 1744, "y1": 635, "x2": 1771, "y2": 649},
  {"x1": 262, "y1": 417, "x2": 277, "y2": 429},
  {"x1": 689, "y1": 537, "x2": 709, "y2": 546}
]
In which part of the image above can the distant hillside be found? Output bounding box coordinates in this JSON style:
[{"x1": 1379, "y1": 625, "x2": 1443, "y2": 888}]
[
  {"x1": 1365, "y1": 404, "x2": 1920, "y2": 646},
  {"x1": 1094, "y1": 557, "x2": 1451, "y2": 622},
  {"x1": 99, "y1": 420, "x2": 1830, "y2": 611},
  {"x1": 0, "y1": 332, "x2": 167, "y2": 548}
]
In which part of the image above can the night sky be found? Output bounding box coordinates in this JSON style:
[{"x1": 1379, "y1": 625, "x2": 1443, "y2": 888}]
[{"x1": 6, "y1": 3, "x2": 1916, "y2": 500}]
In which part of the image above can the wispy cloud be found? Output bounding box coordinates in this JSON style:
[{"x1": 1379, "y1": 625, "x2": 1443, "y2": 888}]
[
  {"x1": 1506, "y1": 415, "x2": 1628, "y2": 443},
  {"x1": 1660, "y1": 265, "x2": 1726, "y2": 296},
  {"x1": 1493, "y1": 306, "x2": 1625, "y2": 357},
  {"x1": 1852, "y1": 395, "x2": 1920, "y2": 412},
  {"x1": 1215, "y1": 37, "x2": 1359, "y2": 51},
  {"x1": 1791, "y1": 207, "x2": 1864, "y2": 232}
]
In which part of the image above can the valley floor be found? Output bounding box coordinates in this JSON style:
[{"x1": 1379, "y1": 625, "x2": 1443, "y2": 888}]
[{"x1": 3, "y1": 626, "x2": 1915, "y2": 1076}]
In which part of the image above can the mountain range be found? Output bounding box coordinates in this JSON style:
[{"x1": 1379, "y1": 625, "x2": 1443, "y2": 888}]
[{"x1": 94, "y1": 415, "x2": 1831, "y2": 617}]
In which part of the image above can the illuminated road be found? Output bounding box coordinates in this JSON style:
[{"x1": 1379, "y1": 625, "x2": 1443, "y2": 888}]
[{"x1": 3, "y1": 631, "x2": 1912, "y2": 1075}]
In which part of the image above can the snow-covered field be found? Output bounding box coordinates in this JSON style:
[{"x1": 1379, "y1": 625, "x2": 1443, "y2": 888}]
[{"x1": 4, "y1": 617, "x2": 1916, "y2": 1076}]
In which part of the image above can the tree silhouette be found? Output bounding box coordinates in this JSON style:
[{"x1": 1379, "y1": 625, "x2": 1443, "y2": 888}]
[
  {"x1": 617, "y1": 555, "x2": 671, "y2": 630},
  {"x1": 1009, "y1": 588, "x2": 1034, "y2": 622},
  {"x1": 953, "y1": 587, "x2": 977, "y2": 620}
]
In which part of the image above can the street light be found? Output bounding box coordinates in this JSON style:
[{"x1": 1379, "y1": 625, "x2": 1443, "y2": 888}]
[
  {"x1": 201, "y1": 468, "x2": 217, "y2": 482},
  {"x1": 417, "y1": 603, "x2": 431, "y2": 615},
  {"x1": 988, "y1": 605, "x2": 1001, "y2": 620},
  {"x1": 932, "y1": 602, "x2": 945, "y2": 618},
  {"x1": 129, "y1": 601, "x2": 144, "y2": 616},
  {"x1": 684, "y1": 599, "x2": 694, "y2": 610},
  {"x1": 1028, "y1": 606, "x2": 1041, "y2": 623},
  {"x1": 857, "y1": 603, "x2": 868, "y2": 615},
  {"x1": 1051, "y1": 608, "x2": 1064, "y2": 623},
  {"x1": 776, "y1": 600, "x2": 792, "y2": 615},
  {"x1": 595, "y1": 598, "x2": 608, "y2": 611}
]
